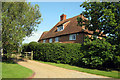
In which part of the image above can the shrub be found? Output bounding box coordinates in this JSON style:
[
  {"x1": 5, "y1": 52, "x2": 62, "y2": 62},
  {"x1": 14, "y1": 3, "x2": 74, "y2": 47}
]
[
  {"x1": 22, "y1": 43, "x2": 29, "y2": 52},
  {"x1": 23, "y1": 42, "x2": 83, "y2": 66},
  {"x1": 81, "y1": 37, "x2": 117, "y2": 69},
  {"x1": 22, "y1": 40, "x2": 119, "y2": 69}
]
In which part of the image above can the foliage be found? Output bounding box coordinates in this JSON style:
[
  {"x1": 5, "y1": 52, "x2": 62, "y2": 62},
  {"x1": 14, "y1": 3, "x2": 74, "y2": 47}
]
[
  {"x1": 77, "y1": 2, "x2": 120, "y2": 45},
  {"x1": 22, "y1": 43, "x2": 29, "y2": 52},
  {"x1": 23, "y1": 42, "x2": 119, "y2": 69},
  {"x1": 2, "y1": 2, "x2": 42, "y2": 58},
  {"x1": 23, "y1": 42, "x2": 83, "y2": 66},
  {"x1": 77, "y1": 2, "x2": 120, "y2": 69},
  {"x1": 81, "y1": 37, "x2": 117, "y2": 69}
]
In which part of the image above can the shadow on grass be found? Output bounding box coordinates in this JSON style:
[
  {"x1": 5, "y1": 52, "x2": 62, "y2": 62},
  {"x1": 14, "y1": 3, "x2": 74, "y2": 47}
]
[
  {"x1": 2, "y1": 57, "x2": 27, "y2": 64},
  {"x1": 2, "y1": 59, "x2": 16, "y2": 64}
]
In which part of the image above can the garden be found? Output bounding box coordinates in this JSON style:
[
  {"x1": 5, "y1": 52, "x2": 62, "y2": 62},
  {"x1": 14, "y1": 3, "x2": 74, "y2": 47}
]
[
  {"x1": 22, "y1": 38, "x2": 120, "y2": 78},
  {"x1": 1, "y1": 1, "x2": 120, "y2": 79}
]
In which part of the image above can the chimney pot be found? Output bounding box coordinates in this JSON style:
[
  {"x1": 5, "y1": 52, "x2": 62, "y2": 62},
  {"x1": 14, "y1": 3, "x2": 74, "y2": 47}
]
[{"x1": 60, "y1": 14, "x2": 66, "y2": 21}]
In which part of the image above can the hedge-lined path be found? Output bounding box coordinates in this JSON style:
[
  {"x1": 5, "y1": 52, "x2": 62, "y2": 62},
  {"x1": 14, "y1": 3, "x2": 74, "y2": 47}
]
[{"x1": 17, "y1": 60, "x2": 110, "y2": 78}]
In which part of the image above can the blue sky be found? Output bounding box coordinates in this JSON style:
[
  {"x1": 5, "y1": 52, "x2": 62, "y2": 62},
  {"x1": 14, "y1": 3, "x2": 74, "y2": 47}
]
[{"x1": 23, "y1": 2, "x2": 85, "y2": 44}]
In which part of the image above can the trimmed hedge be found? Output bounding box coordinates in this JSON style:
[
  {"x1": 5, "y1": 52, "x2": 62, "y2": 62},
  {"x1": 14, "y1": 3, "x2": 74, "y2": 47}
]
[
  {"x1": 26, "y1": 42, "x2": 83, "y2": 65},
  {"x1": 22, "y1": 40, "x2": 119, "y2": 70}
]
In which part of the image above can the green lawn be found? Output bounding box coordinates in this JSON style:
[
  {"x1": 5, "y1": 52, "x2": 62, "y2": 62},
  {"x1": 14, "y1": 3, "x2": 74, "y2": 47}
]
[
  {"x1": 2, "y1": 61, "x2": 33, "y2": 78},
  {"x1": 36, "y1": 60, "x2": 119, "y2": 79}
]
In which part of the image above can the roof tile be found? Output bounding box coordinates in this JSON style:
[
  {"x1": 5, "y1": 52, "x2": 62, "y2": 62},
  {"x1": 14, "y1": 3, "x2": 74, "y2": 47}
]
[{"x1": 39, "y1": 14, "x2": 91, "y2": 40}]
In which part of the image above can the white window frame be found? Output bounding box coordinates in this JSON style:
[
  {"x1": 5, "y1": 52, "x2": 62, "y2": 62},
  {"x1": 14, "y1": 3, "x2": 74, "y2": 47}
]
[
  {"x1": 49, "y1": 38, "x2": 52, "y2": 43},
  {"x1": 69, "y1": 34, "x2": 76, "y2": 40},
  {"x1": 57, "y1": 25, "x2": 64, "y2": 31},
  {"x1": 55, "y1": 37, "x2": 59, "y2": 42},
  {"x1": 43, "y1": 40, "x2": 46, "y2": 43}
]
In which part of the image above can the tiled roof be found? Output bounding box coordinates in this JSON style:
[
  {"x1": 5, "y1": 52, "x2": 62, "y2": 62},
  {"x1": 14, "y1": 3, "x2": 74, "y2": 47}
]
[
  {"x1": 38, "y1": 14, "x2": 93, "y2": 41},
  {"x1": 39, "y1": 31, "x2": 48, "y2": 40}
]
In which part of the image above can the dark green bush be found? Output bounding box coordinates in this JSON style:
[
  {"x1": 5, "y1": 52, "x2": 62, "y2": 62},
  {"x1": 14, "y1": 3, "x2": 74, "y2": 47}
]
[
  {"x1": 81, "y1": 38, "x2": 116, "y2": 69},
  {"x1": 25, "y1": 42, "x2": 83, "y2": 66},
  {"x1": 22, "y1": 40, "x2": 119, "y2": 69},
  {"x1": 22, "y1": 43, "x2": 29, "y2": 52}
]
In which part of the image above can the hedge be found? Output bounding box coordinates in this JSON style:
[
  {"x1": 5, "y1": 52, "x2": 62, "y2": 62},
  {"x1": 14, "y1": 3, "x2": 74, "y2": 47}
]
[
  {"x1": 22, "y1": 40, "x2": 119, "y2": 70},
  {"x1": 26, "y1": 42, "x2": 83, "y2": 65}
]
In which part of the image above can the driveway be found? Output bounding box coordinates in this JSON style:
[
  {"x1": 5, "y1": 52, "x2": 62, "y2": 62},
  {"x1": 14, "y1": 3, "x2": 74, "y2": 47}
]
[{"x1": 17, "y1": 60, "x2": 110, "y2": 78}]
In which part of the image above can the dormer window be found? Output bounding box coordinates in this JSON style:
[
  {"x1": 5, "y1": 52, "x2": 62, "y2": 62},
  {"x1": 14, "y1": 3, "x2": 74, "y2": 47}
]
[{"x1": 57, "y1": 25, "x2": 64, "y2": 31}]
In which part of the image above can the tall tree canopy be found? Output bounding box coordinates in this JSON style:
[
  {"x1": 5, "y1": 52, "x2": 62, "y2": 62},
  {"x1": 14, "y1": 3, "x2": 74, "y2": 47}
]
[
  {"x1": 2, "y1": 2, "x2": 42, "y2": 57},
  {"x1": 77, "y1": 2, "x2": 120, "y2": 44},
  {"x1": 77, "y1": 2, "x2": 120, "y2": 68}
]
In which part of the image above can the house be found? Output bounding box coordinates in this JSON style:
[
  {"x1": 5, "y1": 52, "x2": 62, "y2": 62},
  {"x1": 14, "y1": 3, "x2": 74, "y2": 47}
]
[{"x1": 38, "y1": 14, "x2": 104, "y2": 43}]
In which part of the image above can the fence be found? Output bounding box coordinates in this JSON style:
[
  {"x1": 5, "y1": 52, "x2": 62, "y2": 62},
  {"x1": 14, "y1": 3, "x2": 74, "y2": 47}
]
[{"x1": 23, "y1": 51, "x2": 33, "y2": 60}]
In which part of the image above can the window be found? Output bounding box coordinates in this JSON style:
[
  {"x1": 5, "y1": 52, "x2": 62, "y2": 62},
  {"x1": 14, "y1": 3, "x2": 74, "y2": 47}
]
[
  {"x1": 69, "y1": 34, "x2": 76, "y2": 40},
  {"x1": 49, "y1": 38, "x2": 52, "y2": 43},
  {"x1": 55, "y1": 37, "x2": 59, "y2": 42},
  {"x1": 43, "y1": 40, "x2": 46, "y2": 43},
  {"x1": 57, "y1": 25, "x2": 64, "y2": 31}
]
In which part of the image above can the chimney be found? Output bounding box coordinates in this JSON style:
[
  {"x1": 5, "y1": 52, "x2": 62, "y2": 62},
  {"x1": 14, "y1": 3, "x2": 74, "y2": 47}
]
[{"x1": 60, "y1": 14, "x2": 66, "y2": 21}]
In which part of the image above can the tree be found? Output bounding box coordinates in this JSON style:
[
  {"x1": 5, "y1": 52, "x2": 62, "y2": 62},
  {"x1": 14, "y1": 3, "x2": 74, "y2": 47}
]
[
  {"x1": 77, "y1": 2, "x2": 120, "y2": 69},
  {"x1": 2, "y1": 2, "x2": 42, "y2": 59},
  {"x1": 77, "y1": 2, "x2": 120, "y2": 44},
  {"x1": 81, "y1": 37, "x2": 117, "y2": 69}
]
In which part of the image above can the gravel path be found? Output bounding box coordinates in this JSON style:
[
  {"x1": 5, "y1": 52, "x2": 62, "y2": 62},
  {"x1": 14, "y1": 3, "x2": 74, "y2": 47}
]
[{"x1": 17, "y1": 60, "x2": 110, "y2": 78}]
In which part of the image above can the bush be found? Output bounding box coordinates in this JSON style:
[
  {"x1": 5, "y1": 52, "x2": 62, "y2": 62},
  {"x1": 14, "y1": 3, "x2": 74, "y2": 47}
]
[
  {"x1": 22, "y1": 43, "x2": 29, "y2": 52},
  {"x1": 22, "y1": 40, "x2": 119, "y2": 69},
  {"x1": 81, "y1": 37, "x2": 117, "y2": 69},
  {"x1": 23, "y1": 42, "x2": 83, "y2": 66}
]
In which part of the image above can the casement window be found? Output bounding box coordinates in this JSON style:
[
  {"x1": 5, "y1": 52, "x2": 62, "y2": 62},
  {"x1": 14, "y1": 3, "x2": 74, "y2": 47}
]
[
  {"x1": 69, "y1": 34, "x2": 76, "y2": 40},
  {"x1": 43, "y1": 40, "x2": 46, "y2": 43},
  {"x1": 49, "y1": 38, "x2": 52, "y2": 43},
  {"x1": 55, "y1": 37, "x2": 59, "y2": 42},
  {"x1": 57, "y1": 25, "x2": 64, "y2": 31}
]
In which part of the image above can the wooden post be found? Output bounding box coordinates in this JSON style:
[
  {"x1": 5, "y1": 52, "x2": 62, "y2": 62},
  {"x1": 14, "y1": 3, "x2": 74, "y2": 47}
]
[
  {"x1": 1, "y1": 49, "x2": 3, "y2": 56},
  {"x1": 31, "y1": 51, "x2": 33, "y2": 60},
  {"x1": 26, "y1": 52, "x2": 27, "y2": 59}
]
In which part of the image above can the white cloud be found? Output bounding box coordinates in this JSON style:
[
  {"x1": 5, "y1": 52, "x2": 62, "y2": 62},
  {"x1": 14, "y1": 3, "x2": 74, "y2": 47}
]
[{"x1": 22, "y1": 30, "x2": 43, "y2": 44}]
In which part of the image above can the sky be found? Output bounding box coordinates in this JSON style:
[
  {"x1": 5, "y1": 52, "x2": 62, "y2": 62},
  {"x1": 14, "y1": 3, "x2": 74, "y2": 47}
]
[{"x1": 23, "y1": 2, "x2": 85, "y2": 44}]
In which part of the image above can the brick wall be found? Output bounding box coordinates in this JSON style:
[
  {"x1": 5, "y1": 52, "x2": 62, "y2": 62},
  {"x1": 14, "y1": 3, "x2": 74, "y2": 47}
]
[{"x1": 39, "y1": 33, "x2": 85, "y2": 44}]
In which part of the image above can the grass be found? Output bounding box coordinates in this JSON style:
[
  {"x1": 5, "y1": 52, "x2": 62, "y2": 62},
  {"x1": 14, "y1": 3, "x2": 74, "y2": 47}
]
[
  {"x1": 36, "y1": 60, "x2": 119, "y2": 79},
  {"x1": 2, "y1": 61, "x2": 33, "y2": 78}
]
